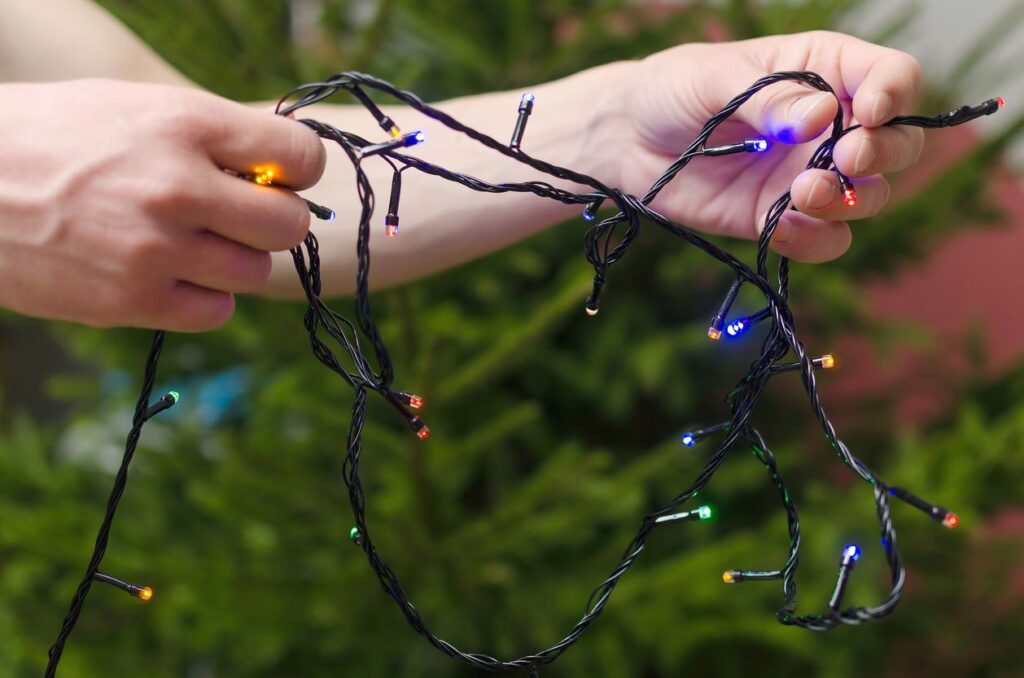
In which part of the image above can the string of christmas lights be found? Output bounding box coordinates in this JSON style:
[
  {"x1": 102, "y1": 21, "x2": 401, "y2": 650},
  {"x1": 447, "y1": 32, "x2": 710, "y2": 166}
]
[{"x1": 43, "y1": 71, "x2": 1004, "y2": 676}]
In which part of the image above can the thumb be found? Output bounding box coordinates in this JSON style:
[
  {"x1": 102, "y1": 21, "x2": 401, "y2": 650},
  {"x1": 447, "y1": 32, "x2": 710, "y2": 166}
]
[{"x1": 734, "y1": 82, "x2": 839, "y2": 144}]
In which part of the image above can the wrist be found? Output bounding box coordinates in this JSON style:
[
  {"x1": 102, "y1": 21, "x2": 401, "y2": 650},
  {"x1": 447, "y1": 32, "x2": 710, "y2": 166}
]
[{"x1": 540, "y1": 60, "x2": 636, "y2": 191}]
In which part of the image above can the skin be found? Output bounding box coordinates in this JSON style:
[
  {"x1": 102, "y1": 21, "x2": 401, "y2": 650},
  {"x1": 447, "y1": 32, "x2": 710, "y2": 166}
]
[{"x1": 0, "y1": 1, "x2": 924, "y2": 331}]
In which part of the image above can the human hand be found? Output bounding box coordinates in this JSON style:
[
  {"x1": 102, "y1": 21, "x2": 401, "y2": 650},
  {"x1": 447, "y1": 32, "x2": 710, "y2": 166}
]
[
  {"x1": 0, "y1": 79, "x2": 325, "y2": 330},
  {"x1": 603, "y1": 31, "x2": 923, "y2": 262}
]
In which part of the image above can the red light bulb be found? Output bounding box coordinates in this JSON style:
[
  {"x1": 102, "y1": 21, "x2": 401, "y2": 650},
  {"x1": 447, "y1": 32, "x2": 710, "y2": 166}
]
[
  {"x1": 417, "y1": 426, "x2": 430, "y2": 440},
  {"x1": 996, "y1": 97, "x2": 1006, "y2": 108},
  {"x1": 408, "y1": 394, "x2": 424, "y2": 409},
  {"x1": 942, "y1": 513, "x2": 960, "y2": 529},
  {"x1": 843, "y1": 188, "x2": 857, "y2": 207}
]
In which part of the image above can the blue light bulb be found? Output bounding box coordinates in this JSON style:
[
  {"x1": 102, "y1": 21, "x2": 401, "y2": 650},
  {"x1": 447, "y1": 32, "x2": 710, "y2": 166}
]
[
  {"x1": 743, "y1": 138, "x2": 770, "y2": 153},
  {"x1": 681, "y1": 433, "x2": 695, "y2": 447},
  {"x1": 582, "y1": 209, "x2": 596, "y2": 222},
  {"x1": 522, "y1": 92, "x2": 535, "y2": 103},
  {"x1": 726, "y1": 319, "x2": 746, "y2": 337},
  {"x1": 843, "y1": 544, "x2": 860, "y2": 561}
]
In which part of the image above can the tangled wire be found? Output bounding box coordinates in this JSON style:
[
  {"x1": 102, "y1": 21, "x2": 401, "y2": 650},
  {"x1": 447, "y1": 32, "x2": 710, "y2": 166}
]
[{"x1": 44, "y1": 71, "x2": 1003, "y2": 676}]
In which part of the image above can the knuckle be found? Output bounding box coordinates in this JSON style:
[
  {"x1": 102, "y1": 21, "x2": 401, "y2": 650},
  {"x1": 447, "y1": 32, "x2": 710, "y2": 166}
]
[
  {"x1": 122, "y1": 232, "x2": 169, "y2": 271},
  {"x1": 806, "y1": 29, "x2": 840, "y2": 43},
  {"x1": 161, "y1": 97, "x2": 208, "y2": 139},
  {"x1": 139, "y1": 171, "x2": 201, "y2": 214}
]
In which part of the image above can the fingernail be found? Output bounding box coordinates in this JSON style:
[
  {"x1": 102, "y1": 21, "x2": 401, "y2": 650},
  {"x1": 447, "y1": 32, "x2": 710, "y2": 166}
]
[
  {"x1": 853, "y1": 139, "x2": 877, "y2": 174},
  {"x1": 872, "y1": 92, "x2": 895, "y2": 124},
  {"x1": 789, "y1": 92, "x2": 831, "y2": 122},
  {"x1": 771, "y1": 219, "x2": 797, "y2": 244},
  {"x1": 806, "y1": 176, "x2": 835, "y2": 209}
]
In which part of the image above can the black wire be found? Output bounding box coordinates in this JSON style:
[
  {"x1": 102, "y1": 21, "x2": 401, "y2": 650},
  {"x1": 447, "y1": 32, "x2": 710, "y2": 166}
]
[{"x1": 44, "y1": 72, "x2": 1001, "y2": 676}]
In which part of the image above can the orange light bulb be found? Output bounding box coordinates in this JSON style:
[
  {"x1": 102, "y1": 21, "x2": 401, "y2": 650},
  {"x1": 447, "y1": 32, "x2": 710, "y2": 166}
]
[{"x1": 252, "y1": 166, "x2": 277, "y2": 186}]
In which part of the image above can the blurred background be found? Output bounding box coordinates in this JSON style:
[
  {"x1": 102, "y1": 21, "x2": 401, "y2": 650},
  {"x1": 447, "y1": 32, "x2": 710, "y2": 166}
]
[{"x1": 2, "y1": 1, "x2": 1023, "y2": 676}]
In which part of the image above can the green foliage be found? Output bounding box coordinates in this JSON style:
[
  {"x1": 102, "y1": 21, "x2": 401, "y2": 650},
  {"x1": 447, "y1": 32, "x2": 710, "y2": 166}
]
[{"x1": 1, "y1": 1, "x2": 1022, "y2": 676}]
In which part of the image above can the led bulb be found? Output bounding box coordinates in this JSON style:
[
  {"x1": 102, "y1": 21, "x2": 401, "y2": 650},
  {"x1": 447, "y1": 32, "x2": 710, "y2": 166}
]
[
  {"x1": 843, "y1": 188, "x2": 857, "y2": 207},
  {"x1": 996, "y1": 97, "x2": 1005, "y2": 108},
  {"x1": 820, "y1": 354, "x2": 836, "y2": 369},
  {"x1": 681, "y1": 433, "x2": 695, "y2": 447},
  {"x1": 252, "y1": 166, "x2": 276, "y2": 186},
  {"x1": 726, "y1": 320, "x2": 745, "y2": 337},
  {"x1": 722, "y1": 571, "x2": 736, "y2": 584},
  {"x1": 409, "y1": 395, "x2": 424, "y2": 409},
  {"x1": 654, "y1": 507, "x2": 713, "y2": 524},
  {"x1": 745, "y1": 138, "x2": 769, "y2": 153},
  {"x1": 137, "y1": 587, "x2": 153, "y2": 602},
  {"x1": 349, "y1": 526, "x2": 362, "y2": 543},
  {"x1": 842, "y1": 544, "x2": 860, "y2": 562},
  {"x1": 707, "y1": 327, "x2": 722, "y2": 341},
  {"x1": 942, "y1": 513, "x2": 960, "y2": 529},
  {"x1": 168, "y1": 391, "x2": 180, "y2": 404},
  {"x1": 585, "y1": 306, "x2": 598, "y2": 316},
  {"x1": 409, "y1": 416, "x2": 430, "y2": 440}
]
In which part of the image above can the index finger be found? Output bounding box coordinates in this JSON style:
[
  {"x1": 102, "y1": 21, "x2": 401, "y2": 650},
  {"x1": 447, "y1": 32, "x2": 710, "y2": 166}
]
[
  {"x1": 190, "y1": 93, "x2": 327, "y2": 189},
  {"x1": 835, "y1": 39, "x2": 923, "y2": 127}
]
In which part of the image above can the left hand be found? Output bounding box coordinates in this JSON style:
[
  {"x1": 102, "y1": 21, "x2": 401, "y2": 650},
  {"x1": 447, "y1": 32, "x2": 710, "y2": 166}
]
[{"x1": 599, "y1": 31, "x2": 924, "y2": 263}]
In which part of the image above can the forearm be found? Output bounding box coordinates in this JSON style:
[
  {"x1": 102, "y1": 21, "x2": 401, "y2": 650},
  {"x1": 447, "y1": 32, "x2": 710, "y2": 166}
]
[
  {"x1": 0, "y1": 0, "x2": 190, "y2": 86},
  {"x1": 268, "y1": 61, "x2": 632, "y2": 298},
  {"x1": 1, "y1": 0, "x2": 632, "y2": 300}
]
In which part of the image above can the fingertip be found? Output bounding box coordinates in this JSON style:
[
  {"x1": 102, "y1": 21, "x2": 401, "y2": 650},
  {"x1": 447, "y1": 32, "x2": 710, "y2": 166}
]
[
  {"x1": 167, "y1": 282, "x2": 235, "y2": 332},
  {"x1": 850, "y1": 52, "x2": 922, "y2": 127},
  {"x1": 288, "y1": 121, "x2": 328, "y2": 190},
  {"x1": 768, "y1": 212, "x2": 852, "y2": 263},
  {"x1": 791, "y1": 169, "x2": 839, "y2": 213},
  {"x1": 772, "y1": 91, "x2": 839, "y2": 144},
  {"x1": 854, "y1": 90, "x2": 895, "y2": 128}
]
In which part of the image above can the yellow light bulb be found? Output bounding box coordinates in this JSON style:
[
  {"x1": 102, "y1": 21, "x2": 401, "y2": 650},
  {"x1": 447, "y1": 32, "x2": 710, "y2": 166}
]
[
  {"x1": 707, "y1": 327, "x2": 722, "y2": 341},
  {"x1": 137, "y1": 587, "x2": 153, "y2": 602},
  {"x1": 821, "y1": 354, "x2": 836, "y2": 369},
  {"x1": 722, "y1": 571, "x2": 735, "y2": 584},
  {"x1": 251, "y1": 166, "x2": 277, "y2": 186}
]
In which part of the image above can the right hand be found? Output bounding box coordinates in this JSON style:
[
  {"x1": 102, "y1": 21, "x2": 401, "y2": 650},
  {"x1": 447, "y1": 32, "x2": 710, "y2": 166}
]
[{"x1": 0, "y1": 79, "x2": 325, "y2": 331}]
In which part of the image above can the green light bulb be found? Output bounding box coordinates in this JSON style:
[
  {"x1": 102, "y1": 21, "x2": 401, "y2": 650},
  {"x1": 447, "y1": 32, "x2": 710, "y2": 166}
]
[
  {"x1": 168, "y1": 391, "x2": 180, "y2": 403},
  {"x1": 698, "y1": 505, "x2": 712, "y2": 520}
]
